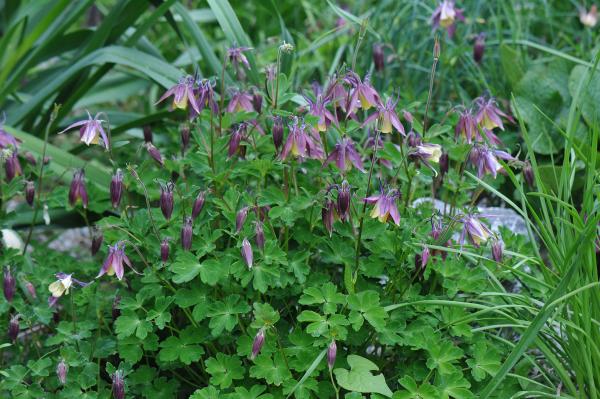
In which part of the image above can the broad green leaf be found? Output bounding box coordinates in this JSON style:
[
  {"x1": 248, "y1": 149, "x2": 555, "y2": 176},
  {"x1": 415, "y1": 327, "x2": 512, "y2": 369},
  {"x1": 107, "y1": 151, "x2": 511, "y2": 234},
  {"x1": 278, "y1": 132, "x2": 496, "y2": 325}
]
[
  {"x1": 250, "y1": 353, "x2": 292, "y2": 386},
  {"x1": 205, "y1": 353, "x2": 244, "y2": 388},
  {"x1": 334, "y1": 355, "x2": 392, "y2": 397}
]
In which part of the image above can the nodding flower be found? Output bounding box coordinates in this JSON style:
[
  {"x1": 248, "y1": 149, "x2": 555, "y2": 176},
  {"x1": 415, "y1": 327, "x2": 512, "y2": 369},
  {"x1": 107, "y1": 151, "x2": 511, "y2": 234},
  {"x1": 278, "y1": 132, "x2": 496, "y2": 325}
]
[
  {"x1": 431, "y1": 0, "x2": 465, "y2": 38},
  {"x1": 280, "y1": 117, "x2": 324, "y2": 161},
  {"x1": 97, "y1": 242, "x2": 135, "y2": 281},
  {"x1": 364, "y1": 186, "x2": 401, "y2": 225},
  {"x1": 110, "y1": 169, "x2": 124, "y2": 208},
  {"x1": 227, "y1": 89, "x2": 254, "y2": 113},
  {"x1": 228, "y1": 123, "x2": 247, "y2": 158},
  {"x1": 48, "y1": 273, "x2": 89, "y2": 307},
  {"x1": 69, "y1": 169, "x2": 88, "y2": 208},
  {"x1": 56, "y1": 359, "x2": 68, "y2": 385},
  {"x1": 474, "y1": 95, "x2": 512, "y2": 131},
  {"x1": 410, "y1": 143, "x2": 443, "y2": 164},
  {"x1": 430, "y1": 215, "x2": 443, "y2": 240},
  {"x1": 336, "y1": 180, "x2": 351, "y2": 222},
  {"x1": 8, "y1": 314, "x2": 19, "y2": 342},
  {"x1": 455, "y1": 108, "x2": 478, "y2": 143},
  {"x1": 363, "y1": 97, "x2": 405, "y2": 135},
  {"x1": 254, "y1": 221, "x2": 265, "y2": 250},
  {"x1": 344, "y1": 71, "x2": 381, "y2": 114},
  {"x1": 195, "y1": 78, "x2": 219, "y2": 115},
  {"x1": 227, "y1": 45, "x2": 252, "y2": 70},
  {"x1": 156, "y1": 75, "x2": 200, "y2": 114},
  {"x1": 460, "y1": 214, "x2": 492, "y2": 247},
  {"x1": 241, "y1": 238, "x2": 253, "y2": 269},
  {"x1": 469, "y1": 145, "x2": 515, "y2": 179},
  {"x1": 160, "y1": 181, "x2": 175, "y2": 220},
  {"x1": 24, "y1": 180, "x2": 34, "y2": 207},
  {"x1": 59, "y1": 110, "x2": 110, "y2": 149},
  {"x1": 323, "y1": 137, "x2": 364, "y2": 172},
  {"x1": 0, "y1": 117, "x2": 20, "y2": 149},
  {"x1": 145, "y1": 142, "x2": 164, "y2": 167},
  {"x1": 303, "y1": 91, "x2": 337, "y2": 132}
]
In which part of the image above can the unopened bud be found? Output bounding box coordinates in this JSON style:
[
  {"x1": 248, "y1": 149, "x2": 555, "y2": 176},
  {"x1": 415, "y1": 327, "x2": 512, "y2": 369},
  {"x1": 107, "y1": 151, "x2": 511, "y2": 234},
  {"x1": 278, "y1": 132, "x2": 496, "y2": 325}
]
[
  {"x1": 373, "y1": 43, "x2": 384, "y2": 72},
  {"x1": 433, "y1": 36, "x2": 441, "y2": 59},
  {"x1": 25, "y1": 281, "x2": 37, "y2": 299},
  {"x1": 91, "y1": 227, "x2": 104, "y2": 256},
  {"x1": 111, "y1": 370, "x2": 125, "y2": 399},
  {"x1": 236, "y1": 207, "x2": 249, "y2": 233},
  {"x1": 327, "y1": 340, "x2": 337, "y2": 370},
  {"x1": 161, "y1": 238, "x2": 170, "y2": 263},
  {"x1": 56, "y1": 359, "x2": 68, "y2": 385},
  {"x1": 24, "y1": 152, "x2": 37, "y2": 166},
  {"x1": 3, "y1": 266, "x2": 15, "y2": 303},
  {"x1": 336, "y1": 181, "x2": 351, "y2": 222},
  {"x1": 181, "y1": 216, "x2": 193, "y2": 251},
  {"x1": 180, "y1": 125, "x2": 190, "y2": 153},
  {"x1": 143, "y1": 125, "x2": 153, "y2": 143},
  {"x1": 523, "y1": 161, "x2": 534, "y2": 188},
  {"x1": 68, "y1": 169, "x2": 88, "y2": 208},
  {"x1": 272, "y1": 116, "x2": 284, "y2": 153},
  {"x1": 255, "y1": 222, "x2": 265, "y2": 250},
  {"x1": 4, "y1": 152, "x2": 22, "y2": 182},
  {"x1": 439, "y1": 152, "x2": 449, "y2": 176},
  {"x1": 191, "y1": 191, "x2": 205, "y2": 220},
  {"x1": 160, "y1": 182, "x2": 174, "y2": 220},
  {"x1": 110, "y1": 169, "x2": 124, "y2": 208},
  {"x1": 421, "y1": 247, "x2": 430, "y2": 269},
  {"x1": 250, "y1": 328, "x2": 265, "y2": 359},
  {"x1": 473, "y1": 33, "x2": 486, "y2": 64},
  {"x1": 25, "y1": 181, "x2": 35, "y2": 207},
  {"x1": 241, "y1": 238, "x2": 253, "y2": 269},
  {"x1": 491, "y1": 237, "x2": 504, "y2": 263},
  {"x1": 8, "y1": 314, "x2": 19, "y2": 342},
  {"x1": 252, "y1": 90, "x2": 263, "y2": 114},
  {"x1": 322, "y1": 199, "x2": 336, "y2": 237},
  {"x1": 146, "y1": 143, "x2": 163, "y2": 167}
]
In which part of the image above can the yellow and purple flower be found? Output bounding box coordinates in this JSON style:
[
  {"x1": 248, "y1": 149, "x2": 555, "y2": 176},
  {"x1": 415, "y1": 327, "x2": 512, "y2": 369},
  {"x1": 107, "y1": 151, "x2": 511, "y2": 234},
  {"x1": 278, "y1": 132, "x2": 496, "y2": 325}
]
[
  {"x1": 323, "y1": 137, "x2": 364, "y2": 172},
  {"x1": 303, "y1": 92, "x2": 337, "y2": 132},
  {"x1": 363, "y1": 97, "x2": 405, "y2": 135},
  {"x1": 460, "y1": 214, "x2": 492, "y2": 247},
  {"x1": 59, "y1": 110, "x2": 109, "y2": 148},
  {"x1": 344, "y1": 71, "x2": 381, "y2": 114},
  {"x1": 280, "y1": 118, "x2": 324, "y2": 161},
  {"x1": 227, "y1": 89, "x2": 254, "y2": 113},
  {"x1": 474, "y1": 95, "x2": 512, "y2": 131},
  {"x1": 157, "y1": 76, "x2": 200, "y2": 114},
  {"x1": 97, "y1": 242, "x2": 134, "y2": 280},
  {"x1": 48, "y1": 272, "x2": 89, "y2": 307},
  {"x1": 68, "y1": 169, "x2": 88, "y2": 208},
  {"x1": 364, "y1": 187, "x2": 401, "y2": 225},
  {"x1": 431, "y1": 0, "x2": 465, "y2": 38},
  {"x1": 469, "y1": 144, "x2": 515, "y2": 178}
]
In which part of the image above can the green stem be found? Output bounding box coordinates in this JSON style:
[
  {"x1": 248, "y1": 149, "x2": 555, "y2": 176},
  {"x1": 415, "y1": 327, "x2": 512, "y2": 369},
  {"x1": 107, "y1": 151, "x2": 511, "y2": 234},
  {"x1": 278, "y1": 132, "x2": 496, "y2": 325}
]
[
  {"x1": 422, "y1": 34, "x2": 440, "y2": 138},
  {"x1": 70, "y1": 293, "x2": 80, "y2": 352}
]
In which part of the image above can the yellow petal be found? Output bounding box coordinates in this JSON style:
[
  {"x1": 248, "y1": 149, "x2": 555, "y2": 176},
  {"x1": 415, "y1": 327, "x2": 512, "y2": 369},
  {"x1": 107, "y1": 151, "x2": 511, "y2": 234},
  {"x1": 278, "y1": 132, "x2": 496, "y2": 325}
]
[
  {"x1": 359, "y1": 94, "x2": 372, "y2": 110},
  {"x1": 49, "y1": 281, "x2": 66, "y2": 298},
  {"x1": 380, "y1": 117, "x2": 392, "y2": 133}
]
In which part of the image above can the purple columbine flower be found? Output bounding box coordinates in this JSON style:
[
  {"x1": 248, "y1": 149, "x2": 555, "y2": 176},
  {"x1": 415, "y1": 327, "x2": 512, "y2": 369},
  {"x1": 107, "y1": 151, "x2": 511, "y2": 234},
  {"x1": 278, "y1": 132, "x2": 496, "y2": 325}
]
[
  {"x1": 323, "y1": 137, "x2": 365, "y2": 172},
  {"x1": 255, "y1": 222, "x2": 265, "y2": 250},
  {"x1": 469, "y1": 145, "x2": 515, "y2": 179},
  {"x1": 3, "y1": 266, "x2": 15, "y2": 303},
  {"x1": 474, "y1": 95, "x2": 512, "y2": 131},
  {"x1": 157, "y1": 76, "x2": 200, "y2": 114},
  {"x1": 251, "y1": 88, "x2": 263, "y2": 113},
  {"x1": 491, "y1": 236, "x2": 504, "y2": 262},
  {"x1": 97, "y1": 242, "x2": 134, "y2": 280},
  {"x1": 227, "y1": 46, "x2": 252, "y2": 70},
  {"x1": 250, "y1": 328, "x2": 265, "y2": 359},
  {"x1": 322, "y1": 199, "x2": 336, "y2": 237},
  {"x1": 161, "y1": 238, "x2": 170, "y2": 263},
  {"x1": 272, "y1": 116, "x2": 284, "y2": 153},
  {"x1": 523, "y1": 161, "x2": 534, "y2": 187},
  {"x1": 91, "y1": 226, "x2": 104, "y2": 256},
  {"x1": 160, "y1": 181, "x2": 175, "y2": 220},
  {"x1": 110, "y1": 169, "x2": 124, "y2": 208},
  {"x1": 460, "y1": 214, "x2": 492, "y2": 247},
  {"x1": 180, "y1": 125, "x2": 191, "y2": 153},
  {"x1": 439, "y1": 152, "x2": 449, "y2": 176},
  {"x1": 111, "y1": 370, "x2": 125, "y2": 399},
  {"x1": 473, "y1": 33, "x2": 486, "y2": 64},
  {"x1": 344, "y1": 71, "x2": 381, "y2": 114},
  {"x1": 363, "y1": 97, "x2": 405, "y2": 135},
  {"x1": 227, "y1": 89, "x2": 254, "y2": 113},
  {"x1": 373, "y1": 43, "x2": 385, "y2": 72},
  {"x1": 8, "y1": 314, "x2": 19, "y2": 342},
  {"x1": 327, "y1": 340, "x2": 337, "y2": 370},
  {"x1": 431, "y1": 0, "x2": 465, "y2": 38},
  {"x1": 241, "y1": 238, "x2": 253, "y2": 269},
  {"x1": 146, "y1": 142, "x2": 164, "y2": 167},
  {"x1": 421, "y1": 247, "x2": 431, "y2": 269},
  {"x1": 410, "y1": 143, "x2": 443, "y2": 165},
  {"x1": 56, "y1": 359, "x2": 68, "y2": 385},
  {"x1": 25, "y1": 180, "x2": 35, "y2": 207},
  {"x1": 430, "y1": 215, "x2": 443, "y2": 240},
  {"x1": 194, "y1": 79, "x2": 219, "y2": 115},
  {"x1": 0, "y1": 121, "x2": 20, "y2": 150},
  {"x1": 48, "y1": 273, "x2": 89, "y2": 307},
  {"x1": 143, "y1": 125, "x2": 153, "y2": 143},
  {"x1": 68, "y1": 169, "x2": 88, "y2": 208},
  {"x1": 455, "y1": 108, "x2": 478, "y2": 143},
  {"x1": 364, "y1": 188, "x2": 401, "y2": 226},
  {"x1": 4, "y1": 151, "x2": 22, "y2": 182},
  {"x1": 280, "y1": 118, "x2": 324, "y2": 161},
  {"x1": 303, "y1": 92, "x2": 337, "y2": 132},
  {"x1": 191, "y1": 191, "x2": 205, "y2": 220},
  {"x1": 59, "y1": 110, "x2": 109, "y2": 149},
  {"x1": 228, "y1": 123, "x2": 247, "y2": 158},
  {"x1": 181, "y1": 216, "x2": 193, "y2": 251},
  {"x1": 336, "y1": 181, "x2": 351, "y2": 222}
]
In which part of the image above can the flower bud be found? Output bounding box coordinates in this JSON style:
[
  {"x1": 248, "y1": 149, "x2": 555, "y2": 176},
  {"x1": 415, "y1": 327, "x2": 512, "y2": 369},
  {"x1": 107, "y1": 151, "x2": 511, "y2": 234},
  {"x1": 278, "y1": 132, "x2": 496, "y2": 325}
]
[
  {"x1": 191, "y1": 191, "x2": 205, "y2": 220},
  {"x1": 373, "y1": 43, "x2": 384, "y2": 72},
  {"x1": 180, "y1": 125, "x2": 190, "y2": 153},
  {"x1": 8, "y1": 314, "x2": 19, "y2": 342},
  {"x1": 161, "y1": 238, "x2": 170, "y2": 263},
  {"x1": 110, "y1": 169, "x2": 124, "y2": 208},
  {"x1": 146, "y1": 143, "x2": 163, "y2": 167},
  {"x1": 252, "y1": 90, "x2": 263, "y2": 113},
  {"x1": 4, "y1": 152, "x2": 22, "y2": 182},
  {"x1": 24, "y1": 152, "x2": 37, "y2": 166},
  {"x1": 91, "y1": 227, "x2": 104, "y2": 256},
  {"x1": 523, "y1": 161, "x2": 534, "y2": 188},
  {"x1": 250, "y1": 328, "x2": 265, "y2": 359},
  {"x1": 160, "y1": 182, "x2": 174, "y2": 220},
  {"x1": 322, "y1": 199, "x2": 336, "y2": 237},
  {"x1": 272, "y1": 116, "x2": 284, "y2": 153},
  {"x1": 68, "y1": 169, "x2": 88, "y2": 208},
  {"x1": 421, "y1": 247, "x2": 430, "y2": 269},
  {"x1": 431, "y1": 217, "x2": 443, "y2": 241},
  {"x1": 3, "y1": 266, "x2": 15, "y2": 303},
  {"x1": 491, "y1": 237, "x2": 504, "y2": 263},
  {"x1": 473, "y1": 33, "x2": 486, "y2": 64},
  {"x1": 327, "y1": 340, "x2": 337, "y2": 370},
  {"x1": 25, "y1": 180, "x2": 35, "y2": 207},
  {"x1": 236, "y1": 207, "x2": 249, "y2": 233},
  {"x1": 56, "y1": 359, "x2": 68, "y2": 385},
  {"x1": 255, "y1": 222, "x2": 265, "y2": 250},
  {"x1": 143, "y1": 125, "x2": 153, "y2": 143},
  {"x1": 111, "y1": 370, "x2": 125, "y2": 399},
  {"x1": 439, "y1": 152, "x2": 449, "y2": 176},
  {"x1": 25, "y1": 281, "x2": 37, "y2": 299},
  {"x1": 407, "y1": 131, "x2": 421, "y2": 148},
  {"x1": 228, "y1": 127, "x2": 243, "y2": 158},
  {"x1": 181, "y1": 216, "x2": 193, "y2": 251},
  {"x1": 336, "y1": 181, "x2": 351, "y2": 222},
  {"x1": 112, "y1": 295, "x2": 121, "y2": 321},
  {"x1": 241, "y1": 238, "x2": 253, "y2": 269}
]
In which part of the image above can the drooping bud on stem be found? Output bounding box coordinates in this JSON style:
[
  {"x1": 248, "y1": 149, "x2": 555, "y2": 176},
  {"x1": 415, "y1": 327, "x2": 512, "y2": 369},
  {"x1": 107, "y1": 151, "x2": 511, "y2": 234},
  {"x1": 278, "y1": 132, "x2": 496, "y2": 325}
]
[
  {"x1": 111, "y1": 370, "x2": 125, "y2": 399},
  {"x1": 68, "y1": 169, "x2": 88, "y2": 208},
  {"x1": 110, "y1": 169, "x2": 124, "y2": 208},
  {"x1": 255, "y1": 222, "x2": 265, "y2": 250},
  {"x1": 491, "y1": 237, "x2": 504, "y2": 263},
  {"x1": 25, "y1": 181, "x2": 35, "y2": 207},
  {"x1": 473, "y1": 32, "x2": 486, "y2": 64},
  {"x1": 372, "y1": 43, "x2": 384, "y2": 72},
  {"x1": 161, "y1": 238, "x2": 170, "y2": 263},
  {"x1": 160, "y1": 182, "x2": 175, "y2": 220},
  {"x1": 191, "y1": 191, "x2": 205, "y2": 220},
  {"x1": 336, "y1": 181, "x2": 351, "y2": 222},
  {"x1": 523, "y1": 161, "x2": 534, "y2": 188},
  {"x1": 421, "y1": 247, "x2": 430, "y2": 269},
  {"x1": 252, "y1": 89, "x2": 263, "y2": 113},
  {"x1": 181, "y1": 216, "x2": 193, "y2": 251},
  {"x1": 250, "y1": 328, "x2": 265, "y2": 359},
  {"x1": 180, "y1": 125, "x2": 190, "y2": 154},
  {"x1": 236, "y1": 207, "x2": 249, "y2": 233},
  {"x1": 25, "y1": 281, "x2": 36, "y2": 299},
  {"x1": 3, "y1": 266, "x2": 15, "y2": 303},
  {"x1": 8, "y1": 314, "x2": 19, "y2": 342},
  {"x1": 439, "y1": 152, "x2": 449, "y2": 176},
  {"x1": 143, "y1": 125, "x2": 153, "y2": 143},
  {"x1": 327, "y1": 340, "x2": 337, "y2": 370},
  {"x1": 146, "y1": 143, "x2": 163, "y2": 167},
  {"x1": 272, "y1": 116, "x2": 284, "y2": 153},
  {"x1": 241, "y1": 238, "x2": 253, "y2": 269},
  {"x1": 322, "y1": 199, "x2": 336, "y2": 237},
  {"x1": 91, "y1": 226, "x2": 104, "y2": 256},
  {"x1": 56, "y1": 359, "x2": 68, "y2": 385}
]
